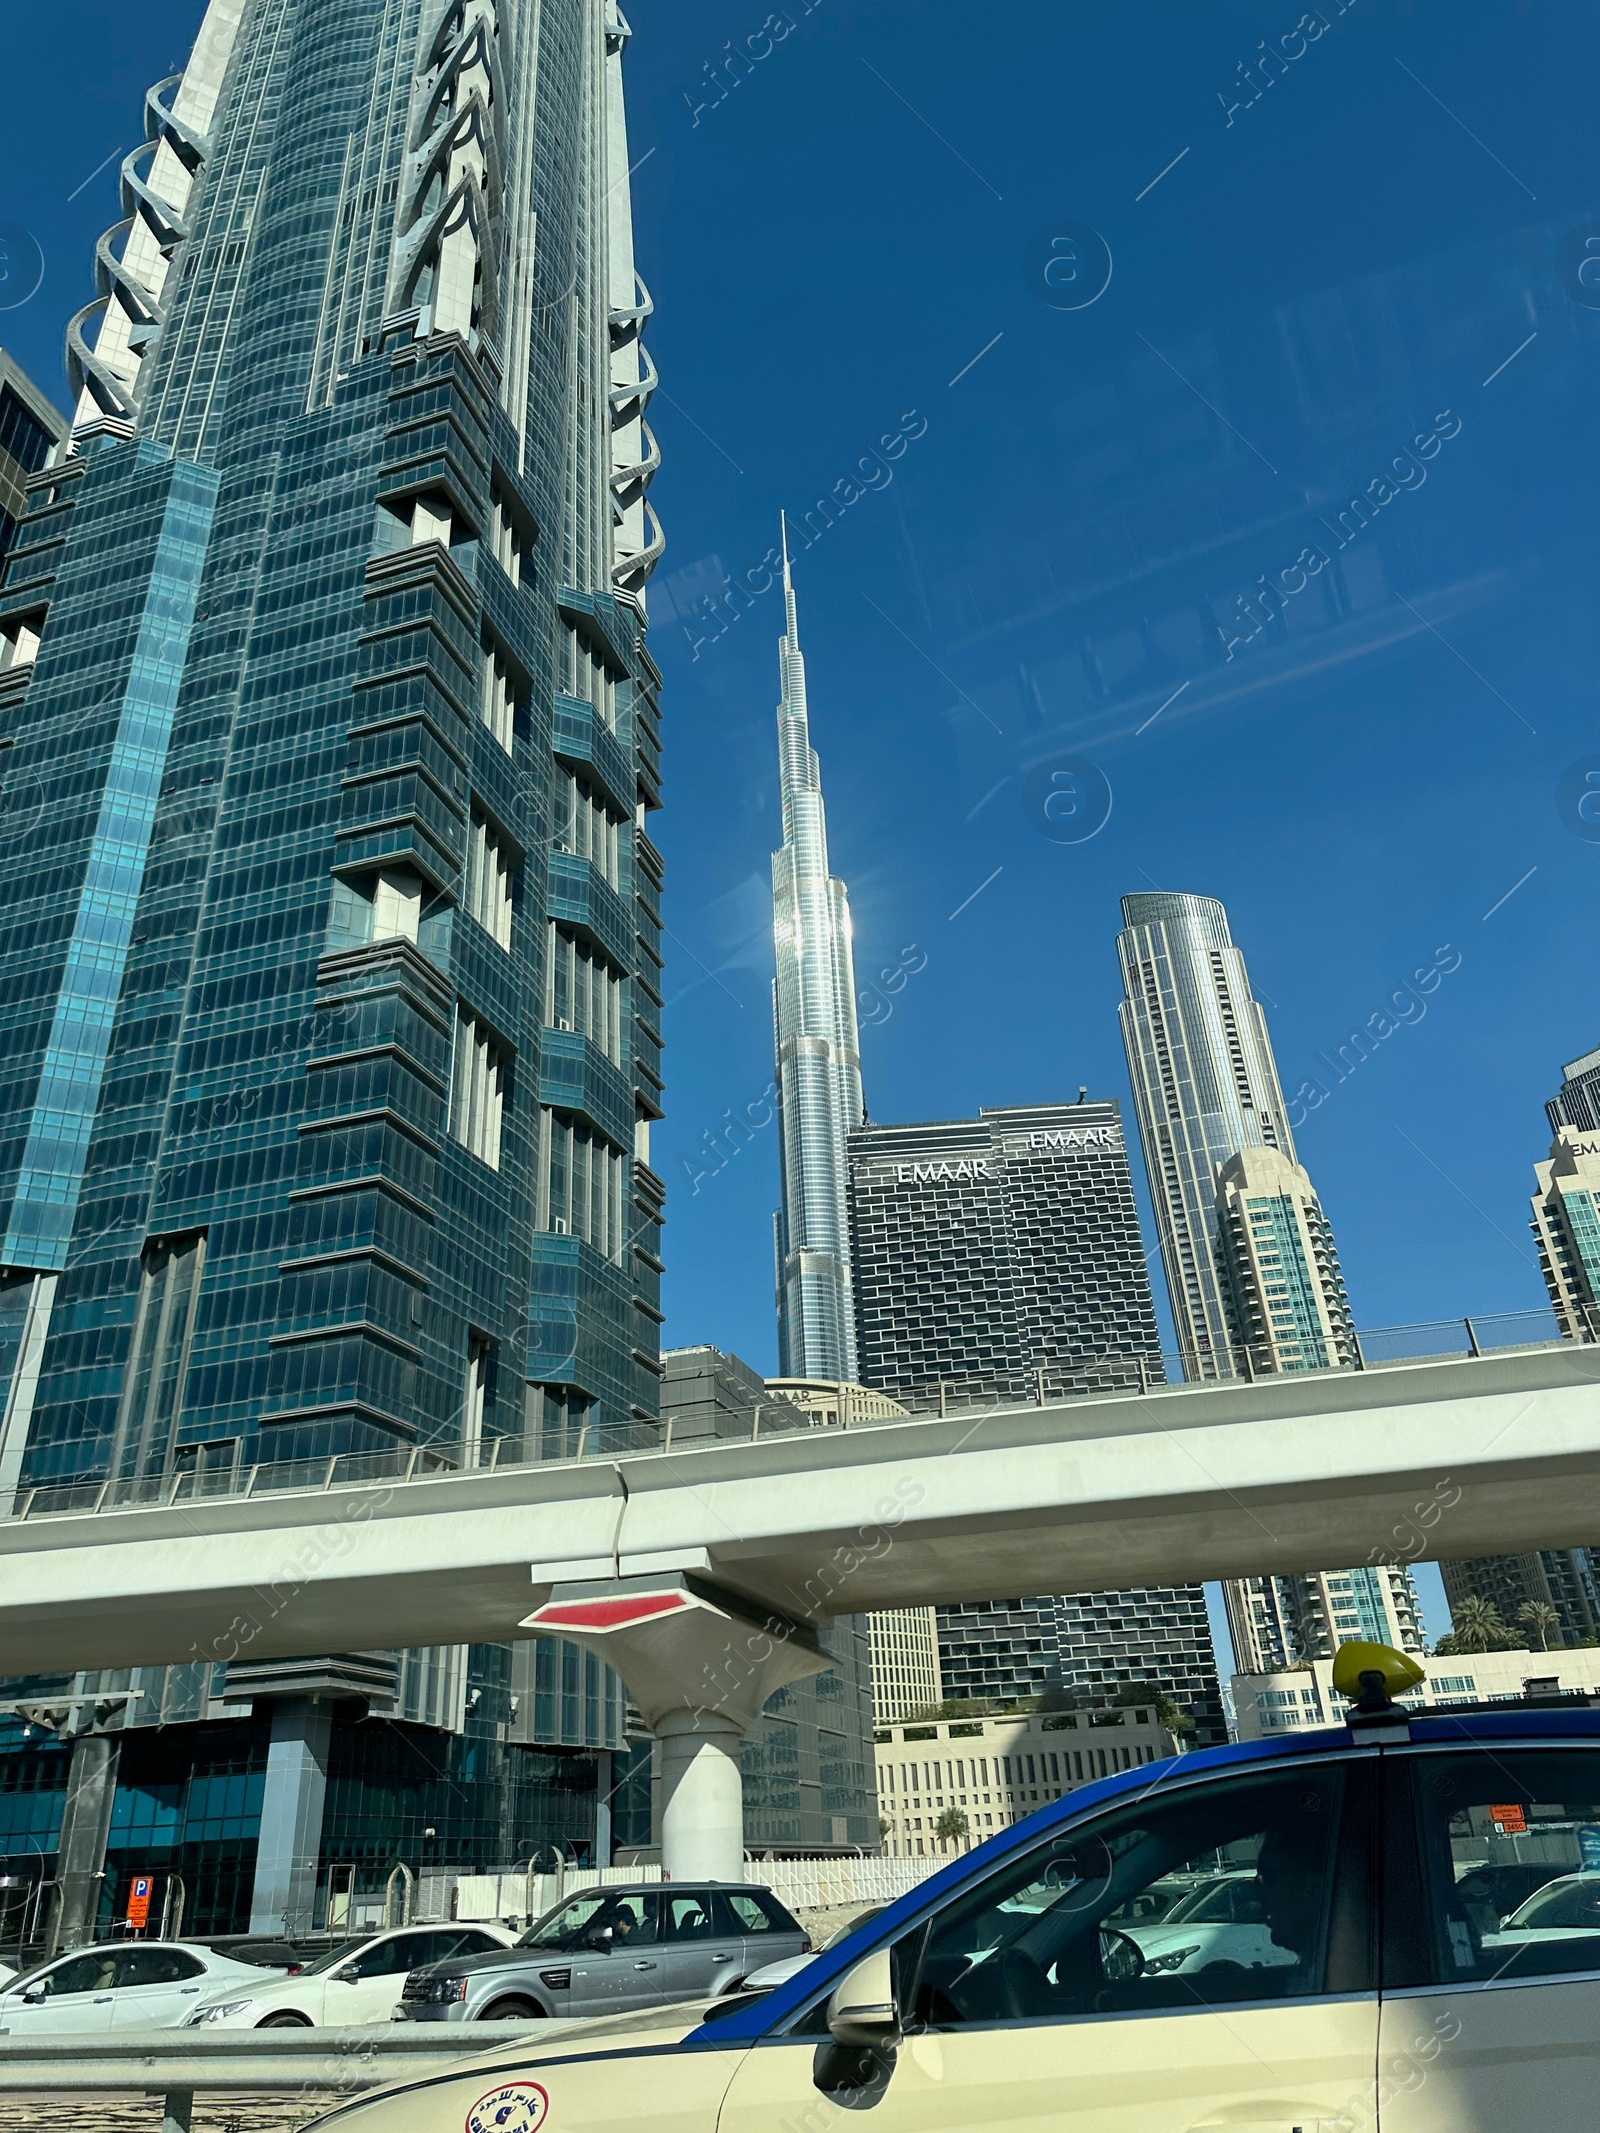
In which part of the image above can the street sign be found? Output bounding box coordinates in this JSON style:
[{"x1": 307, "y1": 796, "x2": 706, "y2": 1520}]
[{"x1": 126, "y1": 1874, "x2": 153, "y2": 1930}]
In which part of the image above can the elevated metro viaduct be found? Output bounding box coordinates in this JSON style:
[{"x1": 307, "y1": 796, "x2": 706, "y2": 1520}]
[{"x1": 4, "y1": 1343, "x2": 1599, "y2": 1883}]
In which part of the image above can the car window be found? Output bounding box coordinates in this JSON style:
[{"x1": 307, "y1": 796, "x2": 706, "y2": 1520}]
[
  {"x1": 718, "y1": 1893, "x2": 777, "y2": 1935},
  {"x1": 605, "y1": 1895, "x2": 657, "y2": 1946},
  {"x1": 520, "y1": 1894, "x2": 610, "y2": 1949},
  {"x1": 663, "y1": 1894, "x2": 716, "y2": 1941},
  {"x1": 826, "y1": 1763, "x2": 1356, "y2": 2032},
  {"x1": 345, "y1": 1934, "x2": 429, "y2": 1981},
  {"x1": 441, "y1": 1930, "x2": 510, "y2": 1958},
  {"x1": 1413, "y1": 1751, "x2": 1600, "y2": 1982},
  {"x1": 400, "y1": 1932, "x2": 478, "y2": 1969},
  {"x1": 110, "y1": 1947, "x2": 205, "y2": 1988},
  {"x1": 37, "y1": 1952, "x2": 119, "y2": 1997},
  {"x1": 752, "y1": 1891, "x2": 801, "y2": 1933}
]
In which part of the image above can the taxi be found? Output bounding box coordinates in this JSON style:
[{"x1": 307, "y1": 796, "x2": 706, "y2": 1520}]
[{"x1": 304, "y1": 1646, "x2": 1600, "y2": 2132}]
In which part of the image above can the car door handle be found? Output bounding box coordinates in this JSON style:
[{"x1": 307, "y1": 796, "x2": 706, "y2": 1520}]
[
  {"x1": 632, "y1": 1960, "x2": 657, "y2": 1970},
  {"x1": 180, "y1": 1987, "x2": 200, "y2": 1995},
  {"x1": 93, "y1": 1996, "x2": 112, "y2": 2003},
  {"x1": 711, "y1": 1952, "x2": 731, "y2": 1960}
]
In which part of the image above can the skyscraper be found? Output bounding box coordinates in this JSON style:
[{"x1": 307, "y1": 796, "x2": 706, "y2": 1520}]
[
  {"x1": 1531, "y1": 1122, "x2": 1600, "y2": 1341},
  {"x1": 1117, "y1": 893, "x2": 1296, "y2": 1379},
  {"x1": 1429, "y1": 1094, "x2": 1600, "y2": 1650},
  {"x1": 1214, "y1": 1145, "x2": 1358, "y2": 1375},
  {"x1": 1115, "y1": 893, "x2": 1422, "y2": 1682},
  {"x1": 1546, "y1": 1045, "x2": 1600, "y2": 1137},
  {"x1": 0, "y1": 0, "x2": 662, "y2": 1939},
  {"x1": 847, "y1": 1100, "x2": 1226, "y2": 1743},
  {"x1": 770, "y1": 531, "x2": 863, "y2": 1380}
]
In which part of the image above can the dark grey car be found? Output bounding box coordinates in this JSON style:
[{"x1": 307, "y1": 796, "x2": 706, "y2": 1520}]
[{"x1": 395, "y1": 1883, "x2": 807, "y2": 2023}]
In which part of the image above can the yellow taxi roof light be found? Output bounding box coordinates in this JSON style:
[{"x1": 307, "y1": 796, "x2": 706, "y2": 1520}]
[{"x1": 1331, "y1": 1640, "x2": 1426, "y2": 1706}]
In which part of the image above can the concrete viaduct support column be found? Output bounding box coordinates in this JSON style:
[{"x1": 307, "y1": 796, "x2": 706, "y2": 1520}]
[
  {"x1": 523, "y1": 1576, "x2": 832, "y2": 1883},
  {"x1": 249, "y1": 1697, "x2": 333, "y2": 1936},
  {"x1": 55, "y1": 1732, "x2": 120, "y2": 1949}
]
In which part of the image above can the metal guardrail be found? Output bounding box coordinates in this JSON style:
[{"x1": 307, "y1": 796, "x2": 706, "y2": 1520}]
[
  {"x1": 6, "y1": 1304, "x2": 1584, "y2": 1520},
  {"x1": 0, "y1": 2023, "x2": 544, "y2": 2122}
]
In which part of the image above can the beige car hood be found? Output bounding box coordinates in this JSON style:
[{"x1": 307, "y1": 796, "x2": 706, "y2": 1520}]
[{"x1": 307, "y1": 1997, "x2": 729, "y2": 2128}]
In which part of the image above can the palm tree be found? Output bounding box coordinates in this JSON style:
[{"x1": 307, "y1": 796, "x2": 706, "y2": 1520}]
[
  {"x1": 1518, "y1": 1600, "x2": 1563, "y2": 1652},
  {"x1": 933, "y1": 1808, "x2": 970, "y2": 1853},
  {"x1": 1448, "y1": 1594, "x2": 1511, "y2": 1653}
]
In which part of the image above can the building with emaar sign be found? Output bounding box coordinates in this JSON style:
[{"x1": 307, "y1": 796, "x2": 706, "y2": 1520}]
[
  {"x1": 847, "y1": 1100, "x2": 1226, "y2": 1742},
  {"x1": 0, "y1": 0, "x2": 664, "y2": 1942}
]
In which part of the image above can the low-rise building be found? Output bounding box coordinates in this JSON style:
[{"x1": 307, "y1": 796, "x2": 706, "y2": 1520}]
[
  {"x1": 874, "y1": 1706, "x2": 1178, "y2": 1858},
  {"x1": 1235, "y1": 1646, "x2": 1600, "y2": 1740}
]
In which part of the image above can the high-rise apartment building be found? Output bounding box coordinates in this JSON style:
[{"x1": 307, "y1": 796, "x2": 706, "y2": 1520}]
[
  {"x1": 0, "y1": 0, "x2": 664, "y2": 1940},
  {"x1": 1438, "y1": 1552, "x2": 1600, "y2": 1650},
  {"x1": 1531, "y1": 1122, "x2": 1600, "y2": 1340},
  {"x1": 770, "y1": 533, "x2": 863, "y2": 1381},
  {"x1": 1215, "y1": 1146, "x2": 1358, "y2": 1374},
  {"x1": 1429, "y1": 1103, "x2": 1600, "y2": 1651},
  {"x1": 867, "y1": 1610, "x2": 944, "y2": 1726},
  {"x1": 1228, "y1": 1566, "x2": 1426, "y2": 1679},
  {"x1": 847, "y1": 1100, "x2": 1226, "y2": 1743},
  {"x1": 0, "y1": 353, "x2": 65, "y2": 560},
  {"x1": 1546, "y1": 1045, "x2": 1600, "y2": 1137},
  {"x1": 1116, "y1": 891, "x2": 1420, "y2": 1685},
  {"x1": 1117, "y1": 892, "x2": 1296, "y2": 1380}
]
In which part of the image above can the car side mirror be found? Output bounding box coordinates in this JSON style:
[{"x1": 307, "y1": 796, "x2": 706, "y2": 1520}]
[
  {"x1": 20, "y1": 1989, "x2": 45, "y2": 2005},
  {"x1": 1098, "y1": 1927, "x2": 1145, "y2": 1983},
  {"x1": 333, "y1": 1965, "x2": 361, "y2": 1983},
  {"x1": 584, "y1": 1926, "x2": 613, "y2": 1951},
  {"x1": 825, "y1": 1948, "x2": 901, "y2": 2050}
]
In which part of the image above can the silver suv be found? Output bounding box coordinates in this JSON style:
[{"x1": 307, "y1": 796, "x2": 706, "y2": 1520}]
[{"x1": 396, "y1": 1883, "x2": 807, "y2": 2024}]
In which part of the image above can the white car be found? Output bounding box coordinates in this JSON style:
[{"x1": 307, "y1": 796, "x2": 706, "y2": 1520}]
[
  {"x1": 0, "y1": 1940, "x2": 287, "y2": 2031},
  {"x1": 185, "y1": 1923, "x2": 516, "y2": 2027},
  {"x1": 1484, "y1": 1871, "x2": 1600, "y2": 1953},
  {"x1": 1124, "y1": 1870, "x2": 1297, "y2": 1979}
]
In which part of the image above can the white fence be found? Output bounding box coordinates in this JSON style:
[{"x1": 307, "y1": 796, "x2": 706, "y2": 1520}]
[{"x1": 421, "y1": 1855, "x2": 938, "y2": 1927}]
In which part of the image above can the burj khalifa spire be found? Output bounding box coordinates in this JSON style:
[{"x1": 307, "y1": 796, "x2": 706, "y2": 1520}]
[{"x1": 771, "y1": 522, "x2": 864, "y2": 1379}]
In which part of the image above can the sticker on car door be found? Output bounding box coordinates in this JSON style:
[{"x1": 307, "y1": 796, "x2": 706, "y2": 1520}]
[{"x1": 465, "y1": 2079, "x2": 549, "y2": 2133}]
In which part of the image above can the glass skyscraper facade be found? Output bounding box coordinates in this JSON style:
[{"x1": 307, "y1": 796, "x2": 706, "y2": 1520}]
[
  {"x1": 846, "y1": 1101, "x2": 1226, "y2": 1744},
  {"x1": 0, "y1": 0, "x2": 663, "y2": 1937},
  {"x1": 0, "y1": 354, "x2": 65, "y2": 562}
]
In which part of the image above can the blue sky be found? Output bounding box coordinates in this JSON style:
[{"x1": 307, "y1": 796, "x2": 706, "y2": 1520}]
[{"x1": 5, "y1": 0, "x2": 1596, "y2": 1644}]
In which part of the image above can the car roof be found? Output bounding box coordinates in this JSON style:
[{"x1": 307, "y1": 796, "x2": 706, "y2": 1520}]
[
  {"x1": 555, "y1": 1882, "x2": 773, "y2": 1898},
  {"x1": 690, "y1": 1704, "x2": 1600, "y2": 2047}
]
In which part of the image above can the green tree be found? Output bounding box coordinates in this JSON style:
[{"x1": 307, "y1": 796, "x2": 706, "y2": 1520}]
[
  {"x1": 1444, "y1": 1594, "x2": 1513, "y2": 1653},
  {"x1": 1518, "y1": 1600, "x2": 1563, "y2": 1652},
  {"x1": 933, "y1": 1808, "x2": 970, "y2": 1851}
]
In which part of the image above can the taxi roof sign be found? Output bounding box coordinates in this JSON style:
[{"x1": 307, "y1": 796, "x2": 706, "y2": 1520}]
[{"x1": 1331, "y1": 1640, "x2": 1427, "y2": 1712}]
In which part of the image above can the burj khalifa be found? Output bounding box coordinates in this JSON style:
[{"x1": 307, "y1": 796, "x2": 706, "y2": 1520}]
[{"x1": 771, "y1": 527, "x2": 864, "y2": 1379}]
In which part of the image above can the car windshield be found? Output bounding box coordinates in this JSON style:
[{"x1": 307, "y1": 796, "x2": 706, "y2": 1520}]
[
  {"x1": 294, "y1": 1939, "x2": 382, "y2": 1977},
  {"x1": 519, "y1": 1894, "x2": 627, "y2": 1950},
  {"x1": 1509, "y1": 1876, "x2": 1600, "y2": 1930},
  {"x1": 1161, "y1": 1875, "x2": 1262, "y2": 1926}
]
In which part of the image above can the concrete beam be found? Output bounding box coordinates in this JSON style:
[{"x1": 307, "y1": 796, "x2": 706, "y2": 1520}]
[{"x1": 1, "y1": 1346, "x2": 1597, "y2": 1677}]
